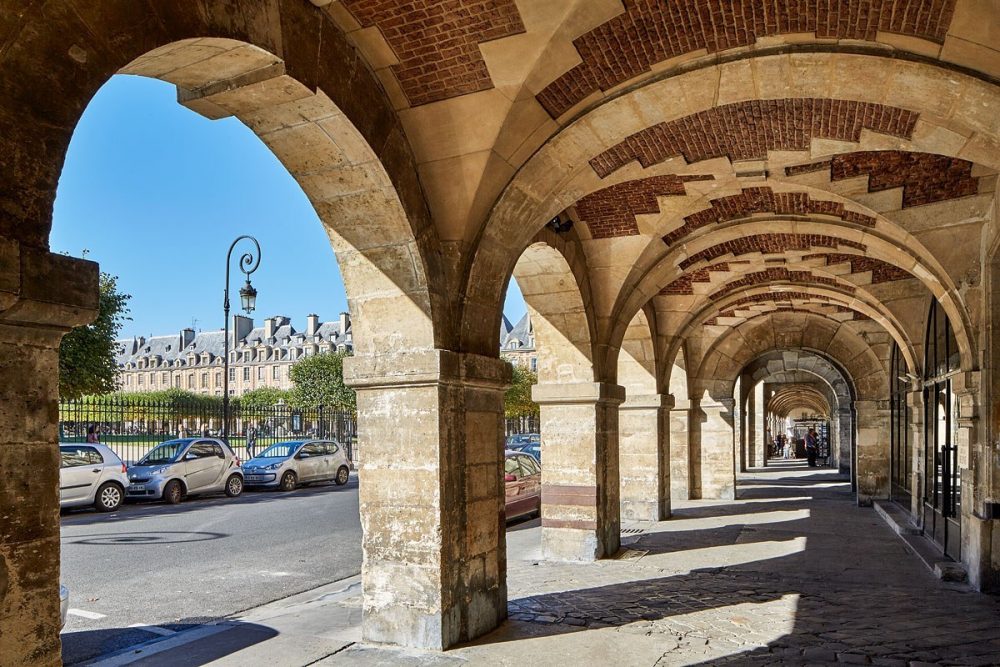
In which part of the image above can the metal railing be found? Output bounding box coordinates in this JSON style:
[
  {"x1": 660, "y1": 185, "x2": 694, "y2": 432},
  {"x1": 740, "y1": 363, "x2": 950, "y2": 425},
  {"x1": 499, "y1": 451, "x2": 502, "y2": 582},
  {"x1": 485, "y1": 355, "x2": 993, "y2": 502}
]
[{"x1": 59, "y1": 395, "x2": 356, "y2": 464}]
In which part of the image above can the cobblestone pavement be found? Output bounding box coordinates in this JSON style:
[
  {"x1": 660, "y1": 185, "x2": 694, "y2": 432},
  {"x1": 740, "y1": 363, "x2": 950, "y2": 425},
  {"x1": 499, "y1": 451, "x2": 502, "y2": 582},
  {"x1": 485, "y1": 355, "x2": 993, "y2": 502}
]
[{"x1": 335, "y1": 462, "x2": 1000, "y2": 665}]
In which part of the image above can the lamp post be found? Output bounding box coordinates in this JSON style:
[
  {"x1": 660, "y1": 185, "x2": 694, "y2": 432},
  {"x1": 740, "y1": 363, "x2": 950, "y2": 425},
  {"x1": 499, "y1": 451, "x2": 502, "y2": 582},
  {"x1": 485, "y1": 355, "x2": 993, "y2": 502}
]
[{"x1": 223, "y1": 235, "x2": 261, "y2": 442}]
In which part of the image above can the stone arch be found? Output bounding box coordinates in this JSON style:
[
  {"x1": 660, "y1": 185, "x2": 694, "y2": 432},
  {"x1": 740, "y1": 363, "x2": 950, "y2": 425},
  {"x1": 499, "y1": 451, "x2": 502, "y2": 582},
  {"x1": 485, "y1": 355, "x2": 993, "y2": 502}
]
[
  {"x1": 467, "y1": 50, "x2": 999, "y2": 358},
  {"x1": 1, "y1": 10, "x2": 443, "y2": 353},
  {"x1": 768, "y1": 385, "x2": 831, "y2": 417},
  {"x1": 613, "y1": 217, "x2": 967, "y2": 373},
  {"x1": 694, "y1": 312, "x2": 890, "y2": 500},
  {"x1": 511, "y1": 229, "x2": 598, "y2": 384}
]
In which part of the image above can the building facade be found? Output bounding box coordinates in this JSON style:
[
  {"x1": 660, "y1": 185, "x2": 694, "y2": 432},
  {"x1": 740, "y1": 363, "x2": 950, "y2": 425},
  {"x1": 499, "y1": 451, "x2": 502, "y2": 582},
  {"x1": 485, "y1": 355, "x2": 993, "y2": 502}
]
[
  {"x1": 115, "y1": 313, "x2": 352, "y2": 397},
  {"x1": 499, "y1": 313, "x2": 536, "y2": 372}
]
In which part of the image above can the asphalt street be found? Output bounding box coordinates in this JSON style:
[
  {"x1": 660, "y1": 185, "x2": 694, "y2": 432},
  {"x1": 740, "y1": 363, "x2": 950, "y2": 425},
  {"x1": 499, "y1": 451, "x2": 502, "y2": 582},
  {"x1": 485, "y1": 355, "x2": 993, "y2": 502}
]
[{"x1": 59, "y1": 477, "x2": 362, "y2": 666}]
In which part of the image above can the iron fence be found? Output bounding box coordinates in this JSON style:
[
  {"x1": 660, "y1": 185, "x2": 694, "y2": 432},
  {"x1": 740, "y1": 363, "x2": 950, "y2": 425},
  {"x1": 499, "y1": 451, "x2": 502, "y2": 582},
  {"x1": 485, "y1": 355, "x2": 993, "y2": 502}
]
[
  {"x1": 59, "y1": 396, "x2": 356, "y2": 464},
  {"x1": 505, "y1": 415, "x2": 539, "y2": 437}
]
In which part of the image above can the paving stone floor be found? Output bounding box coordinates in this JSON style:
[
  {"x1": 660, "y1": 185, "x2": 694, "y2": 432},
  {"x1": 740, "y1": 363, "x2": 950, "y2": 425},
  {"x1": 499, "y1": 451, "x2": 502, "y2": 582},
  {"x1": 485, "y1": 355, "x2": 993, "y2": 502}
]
[{"x1": 331, "y1": 462, "x2": 1000, "y2": 665}]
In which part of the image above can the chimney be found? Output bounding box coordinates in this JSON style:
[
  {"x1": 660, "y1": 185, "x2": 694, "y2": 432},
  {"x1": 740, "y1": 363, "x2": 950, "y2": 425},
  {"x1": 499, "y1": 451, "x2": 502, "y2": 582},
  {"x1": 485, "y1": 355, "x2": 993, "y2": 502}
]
[
  {"x1": 180, "y1": 328, "x2": 195, "y2": 349},
  {"x1": 232, "y1": 315, "x2": 253, "y2": 345},
  {"x1": 339, "y1": 311, "x2": 350, "y2": 336},
  {"x1": 307, "y1": 313, "x2": 319, "y2": 337},
  {"x1": 264, "y1": 317, "x2": 275, "y2": 340}
]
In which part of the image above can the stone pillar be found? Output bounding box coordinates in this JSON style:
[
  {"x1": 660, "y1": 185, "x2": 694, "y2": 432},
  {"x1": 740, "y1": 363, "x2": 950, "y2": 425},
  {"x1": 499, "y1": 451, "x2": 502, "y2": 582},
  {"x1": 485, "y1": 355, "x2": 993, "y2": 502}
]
[
  {"x1": 619, "y1": 394, "x2": 670, "y2": 521},
  {"x1": 855, "y1": 399, "x2": 890, "y2": 504},
  {"x1": 669, "y1": 398, "x2": 691, "y2": 500},
  {"x1": 837, "y1": 406, "x2": 853, "y2": 475},
  {"x1": 344, "y1": 351, "x2": 510, "y2": 649},
  {"x1": 907, "y1": 389, "x2": 924, "y2": 519},
  {"x1": 0, "y1": 242, "x2": 98, "y2": 666},
  {"x1": 533, "y1": 381, "x2": 624, "y2": 561},
  {"x1": 747, "y1": 382, "x2": 766, "y2": 468},
  {"x1": 692, "y1": 398, "x2": 737, "y2": 500}
]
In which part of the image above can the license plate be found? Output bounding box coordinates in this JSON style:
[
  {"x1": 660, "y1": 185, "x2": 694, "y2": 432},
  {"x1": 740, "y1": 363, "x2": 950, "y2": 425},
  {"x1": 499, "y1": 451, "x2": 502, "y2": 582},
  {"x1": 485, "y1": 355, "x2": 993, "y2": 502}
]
[
  {"x1": 128, "y1": 485, "x2": 145, "y2": 492},
  {"x1": 245, "y1": 475, "x2": 264, "y2": 481}
]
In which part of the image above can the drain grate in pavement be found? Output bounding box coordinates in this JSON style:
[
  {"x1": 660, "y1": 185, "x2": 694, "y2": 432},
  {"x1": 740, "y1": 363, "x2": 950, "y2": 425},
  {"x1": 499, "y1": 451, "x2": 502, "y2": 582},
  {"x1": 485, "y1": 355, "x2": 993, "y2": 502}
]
[{"x1": 621, "y1": 528, "x2": 645, "y2": 535}]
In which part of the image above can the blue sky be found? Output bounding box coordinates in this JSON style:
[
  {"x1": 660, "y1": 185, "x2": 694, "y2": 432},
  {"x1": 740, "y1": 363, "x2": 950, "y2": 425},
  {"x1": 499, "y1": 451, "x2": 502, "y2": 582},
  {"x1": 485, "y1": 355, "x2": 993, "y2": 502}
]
[{"x1": 52, "y1": 75, "x2": 527, "y2": 341}]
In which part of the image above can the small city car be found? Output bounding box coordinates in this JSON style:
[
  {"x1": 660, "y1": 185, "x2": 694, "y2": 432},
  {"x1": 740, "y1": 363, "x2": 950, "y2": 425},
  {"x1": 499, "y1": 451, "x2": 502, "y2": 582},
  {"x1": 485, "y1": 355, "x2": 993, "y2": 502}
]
[
  {"x1": 59, "y1": 442, "x2": 130, "y2": 512},
  {"x1": 126, "y1": 438, "x2": 244, "y2": 504},
  {"x1": 243, "y1": 440, "x2": 351, "y2": 491},
  {"x1": 504, "y1": 449, "x2": 541, "y2": 520}
]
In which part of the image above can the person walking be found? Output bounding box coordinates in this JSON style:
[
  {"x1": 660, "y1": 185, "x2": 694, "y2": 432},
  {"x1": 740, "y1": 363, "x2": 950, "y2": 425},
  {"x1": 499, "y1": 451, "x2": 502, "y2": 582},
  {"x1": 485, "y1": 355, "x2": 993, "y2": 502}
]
[
  {"x1": 86, "y1": 424, "x2": 100, "y2": 444},
  {"x1": 805, "y1": 428, "x2": 818, "y2": 467}
]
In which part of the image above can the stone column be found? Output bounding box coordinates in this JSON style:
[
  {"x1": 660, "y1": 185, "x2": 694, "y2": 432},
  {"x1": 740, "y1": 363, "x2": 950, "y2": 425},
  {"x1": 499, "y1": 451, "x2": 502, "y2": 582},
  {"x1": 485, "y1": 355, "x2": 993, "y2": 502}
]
[
  {"x1": 855, "y1": 398, "x2": 890, "y2": 504},
  {"x1": 907, "y1": 389, "x2": 924, "y2": 519},
  {"x1": 619, "y1": 394, "x2": 670, "y2": 521},
  {"x1": 0, "y1": 243, "x2": 98, "y2": 666},
  {"x1": 692, "y1": 398, "x2": 737, "y2": 500},
  {"x1": 533, "y1": 381, "x2": 624, "y2": 561},
  {"x1": 837, "y1": 406, "x2": 853, "y2": 475},
  {"x1": 344, "y1": 351, "x2": 510, "y2": 649},
  {"x1": 669, "y1": 398, "x2": 691, "y2": 500},
  {"x1": 746, "y1": 382, "x2": 765, "y2": 468}
]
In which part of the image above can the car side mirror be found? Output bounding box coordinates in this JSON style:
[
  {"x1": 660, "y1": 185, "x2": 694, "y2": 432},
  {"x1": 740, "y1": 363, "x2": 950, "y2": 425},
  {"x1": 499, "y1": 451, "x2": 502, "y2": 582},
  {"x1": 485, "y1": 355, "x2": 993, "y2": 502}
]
[
  {"x1": 184, "y1": 453, "x2": 198, "y2": 461},
  {"x1": 298, "y1": 453, "x2": 310, "y2": 459},
  {"x1": 504, "y1": 473, "x2": 516, "y2": 482}
]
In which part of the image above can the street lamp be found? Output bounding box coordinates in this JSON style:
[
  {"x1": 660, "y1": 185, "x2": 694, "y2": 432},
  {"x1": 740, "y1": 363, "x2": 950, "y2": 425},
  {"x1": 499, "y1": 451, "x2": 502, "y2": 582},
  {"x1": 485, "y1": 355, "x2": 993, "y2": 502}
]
[{"x1": 223, "y1": 235, "x2": 261, "y2": 442}]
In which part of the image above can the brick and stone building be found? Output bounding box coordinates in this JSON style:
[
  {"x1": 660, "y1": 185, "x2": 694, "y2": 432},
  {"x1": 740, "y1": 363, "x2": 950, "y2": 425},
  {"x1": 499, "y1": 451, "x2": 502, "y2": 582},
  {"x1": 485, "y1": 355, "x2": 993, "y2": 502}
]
[
  {"x1": 115, "y1": 313, "x2": 352, "y2": 396},
  {"x1": 499, "y1": 313, "x2": 536, "y2": 372},
  {"x1": 3, "y1": 2, "x2": 1000, "y2": 663}
]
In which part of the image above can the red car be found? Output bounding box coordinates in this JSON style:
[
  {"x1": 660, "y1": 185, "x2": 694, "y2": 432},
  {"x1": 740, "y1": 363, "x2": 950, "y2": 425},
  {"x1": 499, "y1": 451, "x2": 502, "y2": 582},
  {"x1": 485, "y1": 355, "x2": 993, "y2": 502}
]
[{"x1": 504, "y1": 449, "x2": 541, "y2": 520}]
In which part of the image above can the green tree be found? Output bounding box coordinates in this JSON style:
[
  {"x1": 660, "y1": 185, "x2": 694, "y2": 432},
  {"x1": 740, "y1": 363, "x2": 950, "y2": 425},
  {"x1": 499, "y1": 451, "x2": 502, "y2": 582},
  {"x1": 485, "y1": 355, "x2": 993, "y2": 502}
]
[
  {"x1": 59, "y1": 273, "x2": 131, "y2": 399},
  {"x1": 504, "y1": 365, "x2": 538, "y2": 418},
  {"x1": 289, "y1": 350, "x2": 356, "y2": 412},
  {"x1": 236, "y1": 386, "x2": 292, "y2": 409}
]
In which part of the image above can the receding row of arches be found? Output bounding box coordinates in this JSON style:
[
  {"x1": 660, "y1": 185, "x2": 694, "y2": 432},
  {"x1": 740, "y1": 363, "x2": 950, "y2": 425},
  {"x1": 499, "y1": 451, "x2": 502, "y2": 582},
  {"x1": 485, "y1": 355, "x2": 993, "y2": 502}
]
[{"x1": 3, "y1": 3, "x2": 1000, "y2": 662}]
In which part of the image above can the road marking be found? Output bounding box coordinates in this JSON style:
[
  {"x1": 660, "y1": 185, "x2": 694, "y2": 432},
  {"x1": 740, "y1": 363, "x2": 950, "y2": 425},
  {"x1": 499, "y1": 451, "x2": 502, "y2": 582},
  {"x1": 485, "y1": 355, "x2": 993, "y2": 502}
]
[
  {"x1": 68, "y1": 608, "x2": 106, "y2": 620},
  {"x1": 128, "y1": 623, "x2": 176, "y2": 636}
]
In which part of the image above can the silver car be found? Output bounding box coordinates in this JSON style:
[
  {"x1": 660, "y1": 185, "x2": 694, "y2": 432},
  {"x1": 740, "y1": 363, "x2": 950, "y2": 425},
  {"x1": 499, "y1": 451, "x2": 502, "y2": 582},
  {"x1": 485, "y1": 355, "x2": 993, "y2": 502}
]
[
  {"x1": 126, "y1": 438, "x2": 244, "y2": 504},
  {"x1": 59, "y1": 442, "x2": 130, "y2": 512},
  {"x1": 243, "y1": 440, "x2": 351, "y2": 491}
]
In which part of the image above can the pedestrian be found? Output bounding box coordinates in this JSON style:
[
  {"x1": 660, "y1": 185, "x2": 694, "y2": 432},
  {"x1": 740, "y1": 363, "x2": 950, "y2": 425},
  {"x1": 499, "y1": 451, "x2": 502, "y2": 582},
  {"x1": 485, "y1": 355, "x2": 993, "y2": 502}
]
[
  {"x1": 86, "y1": 424, "x2": 100, "y2": 444},
  {"x1": 805, "y1": 428, "x2": 818, "y2": 467},
  {"x1": 246, "y1": 425, "x2": 257, "y2": 458},
  {"x1": 772, "y1": 433, "x2": 782, "y2": 459},
  {"x1": 783, "y1": 434, "x2": 792, "y2": 459}
]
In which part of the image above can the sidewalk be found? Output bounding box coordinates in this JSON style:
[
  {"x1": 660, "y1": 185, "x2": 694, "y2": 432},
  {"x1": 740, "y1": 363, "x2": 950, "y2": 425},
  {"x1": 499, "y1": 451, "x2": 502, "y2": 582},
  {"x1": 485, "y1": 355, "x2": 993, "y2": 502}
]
[{"x1": 84, "y1": 462, "x2": 1000, "y2": 666}]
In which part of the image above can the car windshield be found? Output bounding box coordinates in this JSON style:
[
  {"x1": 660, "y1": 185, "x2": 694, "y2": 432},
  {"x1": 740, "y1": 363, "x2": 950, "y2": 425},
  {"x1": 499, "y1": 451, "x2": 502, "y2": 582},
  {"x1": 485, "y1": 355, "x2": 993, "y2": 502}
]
[
  {"x1": 137, "y1": 439, "x2": 191, "y2": 465},
  {"x1": 255, "y1": 441, "x2": 303, "y2": 459}
]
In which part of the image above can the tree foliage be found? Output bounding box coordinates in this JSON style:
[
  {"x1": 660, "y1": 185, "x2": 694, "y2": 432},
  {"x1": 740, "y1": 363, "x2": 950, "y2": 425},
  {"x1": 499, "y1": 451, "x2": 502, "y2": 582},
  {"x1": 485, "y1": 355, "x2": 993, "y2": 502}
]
[
  {"x1": 504, "y1": 364, "x2": 538, "y2": 418},
  {"x1": 288, "y1": 350, "x2": 356, "y2": 412},
  {"x1": 236, "y1": 386, "x2": 292, "y2": 409},
  {"x1": 59, "y1": 273, "x2": 131, "y2": 399}
]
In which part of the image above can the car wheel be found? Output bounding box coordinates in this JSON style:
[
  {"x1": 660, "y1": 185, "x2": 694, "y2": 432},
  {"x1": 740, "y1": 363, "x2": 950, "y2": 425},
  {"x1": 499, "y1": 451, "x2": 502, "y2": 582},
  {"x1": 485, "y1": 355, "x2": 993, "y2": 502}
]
[
  {"x1": 94, "y1": 482, "x2": 123, "y2": 512},
  {"x1": 162, "y1": 480, "x2": 183, "y2": 505},
  {"x1": 335, "y1": 466, "x2": 350, "y2": 486},
  {"x1": 279, "y1": 470, "x2": 297, "y2": 492},
  {"x1": 225, "y1": 474, "x2": 244, "y2": 497}
]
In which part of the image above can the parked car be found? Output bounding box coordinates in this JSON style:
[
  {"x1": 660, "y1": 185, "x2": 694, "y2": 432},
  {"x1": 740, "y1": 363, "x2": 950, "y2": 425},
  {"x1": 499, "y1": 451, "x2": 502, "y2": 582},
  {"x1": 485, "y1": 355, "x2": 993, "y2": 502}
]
[
  {"x1": 126, "y1": 438, "x2": 243, "y2": 504},
  {"x1": 506, "y1": 432, "x2": 540, "y2": 449},
  {"x1": 504, "y1": 449, "x2": 541, "y2": 520},
  {"x1": 60, "y1": 584, "x2": 69, "y2": 629},
  {"x1": 510, "y1": 440, "x2": 541, "y2": 463},
  {"x1": 243, "y1": 440, "x2": 351, "y2": 490},
  {"x1": 59, "y1": 442, "x2": 130, "y2": 512}
]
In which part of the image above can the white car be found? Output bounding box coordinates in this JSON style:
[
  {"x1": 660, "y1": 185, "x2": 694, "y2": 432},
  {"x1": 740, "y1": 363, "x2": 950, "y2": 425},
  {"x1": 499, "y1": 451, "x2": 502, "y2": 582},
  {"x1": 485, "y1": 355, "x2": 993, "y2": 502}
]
[
  {"x1": 60, "y1": 585, "x2": 69, "y2": 629},
  {"x1": 59, "y1": 442, "x2": 130, "y2": 512}
]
